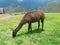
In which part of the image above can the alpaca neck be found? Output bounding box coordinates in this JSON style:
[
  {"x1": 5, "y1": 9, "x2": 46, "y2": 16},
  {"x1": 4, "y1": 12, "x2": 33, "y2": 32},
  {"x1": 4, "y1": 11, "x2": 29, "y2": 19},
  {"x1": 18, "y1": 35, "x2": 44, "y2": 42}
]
[{"x1": 15, "y1": 19, "x2": 26, "y2": 33}]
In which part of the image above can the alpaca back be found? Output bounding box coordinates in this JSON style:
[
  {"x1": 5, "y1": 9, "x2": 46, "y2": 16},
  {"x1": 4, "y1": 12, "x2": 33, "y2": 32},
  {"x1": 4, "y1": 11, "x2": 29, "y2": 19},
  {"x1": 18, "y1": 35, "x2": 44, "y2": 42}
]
[{"x1": 24, "y1": 10, "x2": 45, "y2": 22}]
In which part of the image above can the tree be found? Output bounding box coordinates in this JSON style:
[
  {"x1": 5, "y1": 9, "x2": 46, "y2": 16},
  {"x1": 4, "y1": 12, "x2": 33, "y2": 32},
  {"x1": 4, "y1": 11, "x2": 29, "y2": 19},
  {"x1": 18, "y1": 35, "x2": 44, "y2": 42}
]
[{"x1": 14, "y1": 6, "x2": 26, "y2": 12}]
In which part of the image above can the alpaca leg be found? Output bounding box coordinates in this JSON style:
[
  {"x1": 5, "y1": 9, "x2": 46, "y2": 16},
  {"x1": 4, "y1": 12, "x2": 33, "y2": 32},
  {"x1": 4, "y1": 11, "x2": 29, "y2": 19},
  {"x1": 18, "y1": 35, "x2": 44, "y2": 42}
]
[
  {"x1": 41, "y1": 19, "x2": 44, "y2": 30},
  {"x1": 30, "y1": 23, "x2": 32, "y2": 32},
  {"x1": 38, "y1": 21, "x2": 40, "y2": 30},
  {"x1": 28, "y1": 23, "x2": 32, "y2": 32}
]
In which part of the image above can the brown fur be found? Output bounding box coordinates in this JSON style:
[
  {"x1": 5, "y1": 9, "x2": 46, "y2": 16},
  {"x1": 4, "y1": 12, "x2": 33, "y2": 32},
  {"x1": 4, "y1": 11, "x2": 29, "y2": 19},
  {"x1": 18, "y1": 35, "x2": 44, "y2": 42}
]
[{"x1": 12, "y1": 10, "x2": 45, "y2": 37}]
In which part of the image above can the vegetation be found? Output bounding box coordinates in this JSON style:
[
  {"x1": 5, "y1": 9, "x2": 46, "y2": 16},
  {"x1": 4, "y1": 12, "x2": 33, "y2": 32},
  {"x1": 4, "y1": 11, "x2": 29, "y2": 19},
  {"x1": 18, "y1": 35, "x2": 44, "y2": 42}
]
[
  {"x1": 4, "y1": 6, "x2": 26, "y2": 14},
  {"x1": 14, "y1": 6, "x2": 26, "y2": 12},
  {"x1": 4, "y1": 2, "x2": 60, "y2": 14},
  {"x1": 40, "y1": 2, "x2": 60, "y2": 13},
  {"x1": 0, "y1": 13, "x2": 60, "y2": 45}
]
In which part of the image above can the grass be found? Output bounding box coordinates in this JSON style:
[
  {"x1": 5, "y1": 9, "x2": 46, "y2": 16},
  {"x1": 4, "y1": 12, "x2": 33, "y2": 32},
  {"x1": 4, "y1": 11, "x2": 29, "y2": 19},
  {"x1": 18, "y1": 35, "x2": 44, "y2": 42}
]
[{"x1": 0, "y1": 13, "x2": 60, "y2": 45}]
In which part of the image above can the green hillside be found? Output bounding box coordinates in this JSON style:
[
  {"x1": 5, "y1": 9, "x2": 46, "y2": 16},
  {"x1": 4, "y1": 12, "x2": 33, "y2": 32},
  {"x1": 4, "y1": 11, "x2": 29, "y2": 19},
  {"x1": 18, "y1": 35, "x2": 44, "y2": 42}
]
[{"x1": 0, "y1": 13, "x2": 60, "y2": 45}]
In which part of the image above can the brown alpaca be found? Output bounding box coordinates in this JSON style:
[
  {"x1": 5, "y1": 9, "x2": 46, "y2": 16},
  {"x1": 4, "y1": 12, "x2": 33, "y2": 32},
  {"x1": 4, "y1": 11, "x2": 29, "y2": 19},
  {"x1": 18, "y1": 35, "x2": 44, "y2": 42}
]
[{"x1": 12, "y1": 10, "x2": 45, "y2": 37}]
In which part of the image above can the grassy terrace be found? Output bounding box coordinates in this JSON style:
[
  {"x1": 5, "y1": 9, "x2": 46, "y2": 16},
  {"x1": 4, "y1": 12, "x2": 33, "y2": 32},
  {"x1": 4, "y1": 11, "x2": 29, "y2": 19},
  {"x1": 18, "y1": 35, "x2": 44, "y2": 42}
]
[{"x1": 0, "y1": 13, "x2": 60, "y2": 45}]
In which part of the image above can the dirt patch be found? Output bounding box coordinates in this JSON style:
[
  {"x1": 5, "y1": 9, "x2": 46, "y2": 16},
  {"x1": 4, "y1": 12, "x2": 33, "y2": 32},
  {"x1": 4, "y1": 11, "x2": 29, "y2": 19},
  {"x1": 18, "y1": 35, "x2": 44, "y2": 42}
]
[{"x1": 0, "y1": 15, "x2": 12, "y2": 21}]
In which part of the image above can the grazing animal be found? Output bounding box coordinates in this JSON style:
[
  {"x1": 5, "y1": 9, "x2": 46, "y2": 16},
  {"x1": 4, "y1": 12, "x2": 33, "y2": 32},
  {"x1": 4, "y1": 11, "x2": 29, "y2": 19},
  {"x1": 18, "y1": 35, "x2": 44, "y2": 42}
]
[{"x1": 12, "y1": 10, "x2": 45, "y2": 37}]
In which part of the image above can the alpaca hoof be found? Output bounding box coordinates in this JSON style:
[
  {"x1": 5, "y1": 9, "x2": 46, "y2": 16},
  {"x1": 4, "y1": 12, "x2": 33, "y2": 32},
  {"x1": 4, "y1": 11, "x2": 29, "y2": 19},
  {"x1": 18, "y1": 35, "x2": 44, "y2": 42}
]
[
  {"x1": 12, "y1": 31, "x2": 16, "y2": 38},
  {"x1": 13, "y1": 34, "x2": 16, "y2": 38}
]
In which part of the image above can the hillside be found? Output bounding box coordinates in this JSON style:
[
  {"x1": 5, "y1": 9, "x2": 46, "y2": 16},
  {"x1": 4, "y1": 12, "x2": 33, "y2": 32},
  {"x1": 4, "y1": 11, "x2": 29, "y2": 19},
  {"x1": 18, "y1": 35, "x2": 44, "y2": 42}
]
[
  {"x1": 0, "y1": 13, "x2": 60, "y2": 45},
  {"x1": 41, "y1": 2, "x2": 60, "y2": 13},
  {"x1": 2, "y1": 0, "x2": 60, "y2": 13}
]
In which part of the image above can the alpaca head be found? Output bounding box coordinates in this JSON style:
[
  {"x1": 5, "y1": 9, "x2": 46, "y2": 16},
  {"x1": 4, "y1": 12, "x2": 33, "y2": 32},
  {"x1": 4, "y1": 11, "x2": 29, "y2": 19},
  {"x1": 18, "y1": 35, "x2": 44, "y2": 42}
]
[{"x1": 12, "y1": 30, "x2": 16, "y2": 37}]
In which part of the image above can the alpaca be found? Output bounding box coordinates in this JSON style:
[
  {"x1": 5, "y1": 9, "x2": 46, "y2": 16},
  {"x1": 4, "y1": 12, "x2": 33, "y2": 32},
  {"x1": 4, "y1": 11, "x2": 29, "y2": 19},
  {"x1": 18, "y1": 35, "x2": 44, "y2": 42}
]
[{"x1": 12, "y1": 10, "x2": 45, "y2": 37}]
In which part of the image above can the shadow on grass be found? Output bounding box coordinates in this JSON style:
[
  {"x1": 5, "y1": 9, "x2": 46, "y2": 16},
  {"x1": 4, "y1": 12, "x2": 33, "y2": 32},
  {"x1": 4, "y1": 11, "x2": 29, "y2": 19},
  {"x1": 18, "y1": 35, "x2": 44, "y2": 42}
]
[{"x1": 16, "y1": 28, "x2": 45, "y2": 37}]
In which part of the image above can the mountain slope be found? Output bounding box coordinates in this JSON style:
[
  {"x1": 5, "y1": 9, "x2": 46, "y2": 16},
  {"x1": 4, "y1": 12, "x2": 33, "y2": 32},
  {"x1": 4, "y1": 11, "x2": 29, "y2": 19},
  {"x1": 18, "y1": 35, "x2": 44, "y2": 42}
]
[
  {"x1": 0, "y1": 0, "x2": 51, "y2": 10},
  {"x1": 41, "y1": 2, "x2": 60, "y2": 12}
]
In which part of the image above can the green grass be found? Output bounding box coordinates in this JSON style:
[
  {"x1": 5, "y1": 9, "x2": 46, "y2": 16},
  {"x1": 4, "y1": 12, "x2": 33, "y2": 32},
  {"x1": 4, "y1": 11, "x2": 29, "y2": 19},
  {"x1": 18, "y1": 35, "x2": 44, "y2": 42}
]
[{"x1": 0, "y1": 13, "x2": 60, "y2": 45}]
